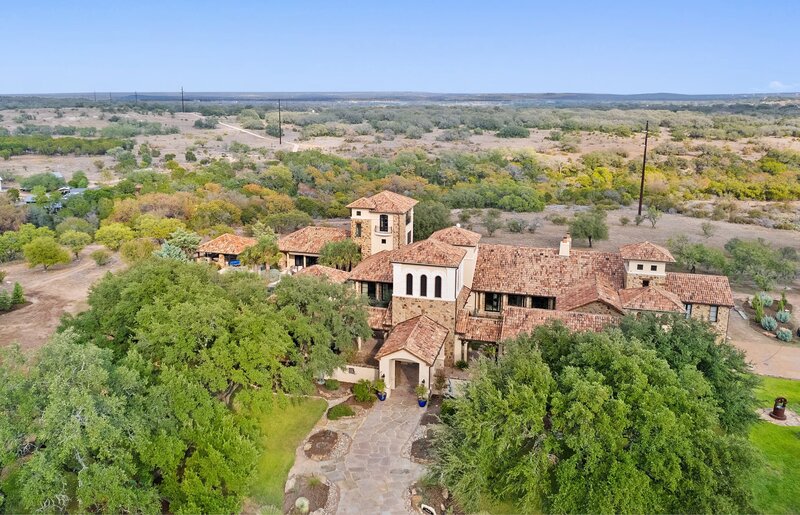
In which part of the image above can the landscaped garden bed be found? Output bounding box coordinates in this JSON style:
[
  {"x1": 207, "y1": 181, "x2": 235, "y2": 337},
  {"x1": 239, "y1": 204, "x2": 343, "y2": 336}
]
[
  {"x1": 304, "y1": 429, "x2": 352, "y2": 461},
  {"x1": 742, "y1": 292, "x2": 797, "y2": 343},
  {"x1": 410, "y1": 480, "x2": 464, "y2": 515},
  {"x1": 283, "y1": 475, "x2": 334, "y2": 515}
]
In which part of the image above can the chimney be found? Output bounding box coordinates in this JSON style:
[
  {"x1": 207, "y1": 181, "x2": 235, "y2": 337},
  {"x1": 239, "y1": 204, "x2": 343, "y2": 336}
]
[{"x1": 559, "y1": 234, "x2": 571, "y2": 257}]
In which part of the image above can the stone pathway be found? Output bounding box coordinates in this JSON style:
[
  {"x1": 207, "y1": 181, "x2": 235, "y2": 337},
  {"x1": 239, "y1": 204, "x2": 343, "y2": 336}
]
[{"x1": 288, "y1": 390, "x2": 426, "y2": 515}]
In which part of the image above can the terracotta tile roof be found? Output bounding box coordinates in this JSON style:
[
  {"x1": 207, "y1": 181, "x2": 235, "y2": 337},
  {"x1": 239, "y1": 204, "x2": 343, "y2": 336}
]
[
  {"x1": 472, "y1": 244, "x2": 624, "y2": 296},
  {"x1": 429, "y1": 226, "x2": 482, "y2": 247},
  {"x1": 618, "y1": 285, "x2": 685, "y2": 312},
  {"x1": 390, "y1": 239, "x2": 466, "y2": 268},
  {"x1": 197, "y1": 233, "x2": 256, "y2": 255},
  {"x1": 499, "y1": 306, "x2": 620, "y2": 341},
  {"x1": 619, "y1": 241, "x2": 675, "y2": 263},
  {"x1": 367, "y1": 306, "x2": 390, "y2": 330},
  {"x1": 456, "y1": 286, "x2": 471, "y2": 311},
  {"x1": 455, "y1": 310, "x2": 503, "y2": 342},
  {"x1": 557, "y1": 275, "x2": 623, "y2": 313},
  {"x1": 346, "y1": 190, "x2": 418, "y2": 214},
  {"x1": 295, "y1": 264, "x2": 350, "y2": 283},
  {"x1": 278, "y1": 226, "x2": 348, "y2": 255},
  {"x1": 375, "y1": 315, "x2": 448, "y2": 365},
  {"x1": 349, "y1": 250, "x2": 395, "y2": 283},
  {"x1": 664, "y1": 272, "x2": 734, "y2": 307}
]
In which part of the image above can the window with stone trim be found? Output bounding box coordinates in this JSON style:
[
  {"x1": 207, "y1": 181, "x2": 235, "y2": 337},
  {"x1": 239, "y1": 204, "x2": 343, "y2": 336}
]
[
  {"x1": 508, "y1": 294, "x2": 526, "y2": 307},
  {"x1": 485, "y1": 292, "x2": 501, "y2": 312},
  {"x1": 709, "y1": 305, "x2": 719, "y2": 322},
  {"x1": 379, "y1": 214, "x2": 389, "y2": 232},
  {"x1": 406, "y1": 273, "x2": 413, "y2": 295},
  {"x1": 420, "y1": 275, "x2": 428, "y2": 297},
  {"x1": 355, "y1": 222, "x2": 362, "y2": 237},
  {"x1": 434, "y1": 276, "x2": 442, "y2": 298},
  {"x1": 684, "y1": 303, "x2": 693, "y2": 319}
]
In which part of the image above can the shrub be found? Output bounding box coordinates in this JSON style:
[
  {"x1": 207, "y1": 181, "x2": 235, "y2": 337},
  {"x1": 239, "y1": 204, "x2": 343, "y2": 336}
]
[
  {"x1": 506, "y1": 219, "x2": 526, "y2": 233},
  {"x1": 496, "y1": 125, "x2": 530, "y2": 138},
  {"x1": 757, "y1": 292, "x2": 774, "y2": 307},
  {"x1": 548, "y1": 214, "x2": 569, "y2": 225},
  {"x1": 353, "y1": 379, "x2": 373, "y2": 403},
  {"x1": 0, "y1": 290, "x2": 11, "y2": 311},
  {"x1": 440, "y1": 400, "x2": 457, "y2": 419},
  {"x1": 0, "y1": 270, "x2": 5, "y2": 282},
  {"x1": 455, "y1": 360, "x2": 469, "y2": 370},
  {"x1": 761, "y1": 316, "x2": 778, "y2": 331},
  {"x1": 776, "y1": 328, "x2": 793, "y2": 342},
  {"x1": 327, "y1": 404, "x2": 355, "y2": 420},
  {"x1": 11, "y1": 282, "x2": 24, "y2": 305},
  {"x1": 634, "y1": 214, "x2": 645, "y2": 226},
  {"x1": 776, "y1": 311, "x2": 791, "y2": 324},
  {"x1": 752, "y1": 295, "x2": 765, "y2": 323},
  {"x1": 527, "y1": 219, "x2": 542, "y2": 233},
  {"x1": 619, "y1": 216, "x2": 630, "y2": 226},
  {"x1": 323, "y1": 379, "x2": 340, "y2": 391},
  {"x1": 701, "y1": 222, "x2": 715, "y2": 238},
  {"x1": 777, "y1": 292, "x2": 788, "y2": 311},
  {"x1": 90, "y1": 249, "x2": 111, "y2": 266}
]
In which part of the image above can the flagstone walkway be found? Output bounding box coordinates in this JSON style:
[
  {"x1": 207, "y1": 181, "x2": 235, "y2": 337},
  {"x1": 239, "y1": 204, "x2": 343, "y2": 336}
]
[{"x1": 288, "y1": 390, "x2": 426, "y2": 514}]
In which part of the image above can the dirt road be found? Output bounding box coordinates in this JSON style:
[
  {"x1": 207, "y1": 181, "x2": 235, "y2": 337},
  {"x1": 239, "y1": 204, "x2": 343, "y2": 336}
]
[{"x1": 0, "y1": 245, "x2": 124, "y2": 352}]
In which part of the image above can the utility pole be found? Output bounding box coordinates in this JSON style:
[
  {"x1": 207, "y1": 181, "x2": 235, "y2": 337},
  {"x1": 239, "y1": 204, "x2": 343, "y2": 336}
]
[
  {"x1": 109, "y1": 92, "x2": 112, "y2": 103},
  {"x1": 135, "y1": 91, "x2": 138, "y2": 103},
  {"x1": 278, "y1": 99, "x2": 282, "y2": 145},
  {"x1": 637, "y1": 120, "x2": 649, "y2": 217},
  {"x1": 93, "y1": 91, "x2": 97, "y2": 102},
  {"x1": 180, "y1": 87, "x2": 185, "y2": 113}
]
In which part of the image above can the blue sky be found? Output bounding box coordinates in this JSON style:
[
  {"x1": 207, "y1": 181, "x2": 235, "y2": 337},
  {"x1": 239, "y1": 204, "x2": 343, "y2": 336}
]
[{"x1": 3, "y1": 0, "x2": 797, "y2": 94}]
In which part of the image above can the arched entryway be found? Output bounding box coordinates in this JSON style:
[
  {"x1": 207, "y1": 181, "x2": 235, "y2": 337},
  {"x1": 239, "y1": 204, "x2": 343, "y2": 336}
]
[{"x1": 393, "y1": 359, "x2": 420, "y2": 392}]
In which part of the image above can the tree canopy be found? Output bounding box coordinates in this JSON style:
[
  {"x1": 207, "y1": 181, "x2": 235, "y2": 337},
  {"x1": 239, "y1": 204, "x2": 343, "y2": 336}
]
[
  {"x1": 413, "y1": 200, "x2": 452, "y2": 240},
  {"x1": 569, "y1": 210, "x2": 608, "y2": 247},
  {"x1": 0, "y1": 258, "x2": 371, "y2": 513},
  {"x1": 319, "y1": 239, "x2": 362, "y2": 271},
  {"x1": 430, "y1": 316, "x2": 759, "y2": 514}
]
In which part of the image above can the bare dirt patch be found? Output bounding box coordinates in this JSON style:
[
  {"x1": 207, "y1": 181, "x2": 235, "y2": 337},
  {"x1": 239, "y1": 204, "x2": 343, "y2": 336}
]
[
  {"x1": 0, "y1": 245, "x2": 125, "y2": 351},
  {"x1": 304, "y1": 430, "x2": 339, "y2": 460},
  {"x1": 410, "y1": 481, "x2": 464, "y2": 515}
]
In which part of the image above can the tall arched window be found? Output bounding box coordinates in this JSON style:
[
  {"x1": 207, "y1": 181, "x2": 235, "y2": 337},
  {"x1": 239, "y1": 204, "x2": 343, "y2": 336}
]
[
  {"x1": 420, "y1": 275, "x2": 428, "y2": 297},
  {"x1": 434, "y1": 276, "x2": 442, "y2": 298},
  {"x1": 406, "y1": 273, "x2": 413, "y2": 295}
]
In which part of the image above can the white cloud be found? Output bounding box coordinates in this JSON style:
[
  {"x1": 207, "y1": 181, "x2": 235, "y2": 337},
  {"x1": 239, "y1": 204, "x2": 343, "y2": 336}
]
[{"x1": 768, "y1": 80, "x2": 799, "y2": 91}]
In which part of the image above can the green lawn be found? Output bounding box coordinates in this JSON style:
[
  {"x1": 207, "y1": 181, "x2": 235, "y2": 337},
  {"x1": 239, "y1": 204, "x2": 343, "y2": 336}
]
[
  {"x1": 750, "y1": 376, "x2": 800, "y2": 515},
  {"x1": 249, "y1": 396, "x2": 327, "y2": 510}
]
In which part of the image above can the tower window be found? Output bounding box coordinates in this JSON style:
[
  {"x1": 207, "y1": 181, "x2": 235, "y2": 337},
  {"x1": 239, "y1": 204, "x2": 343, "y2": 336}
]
[
  {"x1": 379, "y1": 214, "x2": 389, "y2": 232},
  {"x1": 355, "y1": 222, "x2": 362, "y2": 237},
  {"x1": 420, "y1": 275, "x2": 428, "y2": 297},
  {"x1": 434, "y1": 276, "x2": 442, "y2": 298},
  {"x1": 636, "y1": 264, "x2": 644, "y2": 271},
  {"x1": 356, "y1": 210, "x2": 361, "y2": 216},
  {"x1": 381, "y1": 238, "x2": 386, "y2": 244},
  {"x1": 650, "y1": 264, "x2": 658, "y2": 271},
  {"x1": 642, "y1": 280, "x2": 650, "y2": 287},
  {"x1": 406, "y1": 273, "x2": 413, "y2": 295}
]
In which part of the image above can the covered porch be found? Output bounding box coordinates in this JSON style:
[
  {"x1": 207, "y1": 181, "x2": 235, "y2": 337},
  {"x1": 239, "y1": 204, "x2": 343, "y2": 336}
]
[{"x1": 374, "y1": 315, "x2": 447, "y2": 398}]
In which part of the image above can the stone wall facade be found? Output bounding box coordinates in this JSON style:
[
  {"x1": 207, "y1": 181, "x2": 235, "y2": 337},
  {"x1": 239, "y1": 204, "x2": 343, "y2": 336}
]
[
  {"x1": 391, "y1": 296, "x2": 457, "y2": 365},
  {"x1": 689, "y1": 303, "x2": 731, "y2": 339},
  {"x1": 624, "y1": 272, "x2": 667, "y2": 288},
  {"x1": 351, "y1": 219, "x2": 372, "y2": 257},
  {"x1": 574, "y1": 301, "x2": 622, "y2": 316}
]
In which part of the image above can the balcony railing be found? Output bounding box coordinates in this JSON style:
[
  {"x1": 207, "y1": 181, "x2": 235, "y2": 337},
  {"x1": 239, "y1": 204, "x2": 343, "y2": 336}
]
[{"x1": 374, "y1": 224, "x2": 390, "y2": 234}]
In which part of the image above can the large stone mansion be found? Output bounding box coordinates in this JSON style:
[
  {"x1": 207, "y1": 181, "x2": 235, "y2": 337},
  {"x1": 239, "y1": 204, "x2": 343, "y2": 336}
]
[{"x1": 198, "y1": 190, "x2": 734, "y2": 396}]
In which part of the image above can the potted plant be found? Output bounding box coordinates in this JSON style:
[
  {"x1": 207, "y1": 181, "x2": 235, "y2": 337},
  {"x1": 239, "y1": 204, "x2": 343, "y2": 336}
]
[
  {"x1": 374, "y1": 378, "x2": 387, "y2": 401},
  {"x1": 415, "y1": 384, "x2": 428, "y2": 407}
]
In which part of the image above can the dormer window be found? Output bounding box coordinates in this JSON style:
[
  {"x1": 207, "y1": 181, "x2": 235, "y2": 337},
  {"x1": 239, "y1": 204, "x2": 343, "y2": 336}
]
[{"x1": 379, "y1": 215, "x2": 389, "y2": 232}]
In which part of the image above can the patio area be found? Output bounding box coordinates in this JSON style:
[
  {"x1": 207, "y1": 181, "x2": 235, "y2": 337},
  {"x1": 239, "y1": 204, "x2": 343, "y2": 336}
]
[{"x1": 287, "y1": 389, "x2": 427, "y2": 514}]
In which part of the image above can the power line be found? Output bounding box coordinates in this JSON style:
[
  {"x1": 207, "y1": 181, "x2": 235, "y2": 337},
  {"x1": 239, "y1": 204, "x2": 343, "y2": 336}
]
[{"x1": 637, "y1": 120, "x2": 649, "y2": 217}]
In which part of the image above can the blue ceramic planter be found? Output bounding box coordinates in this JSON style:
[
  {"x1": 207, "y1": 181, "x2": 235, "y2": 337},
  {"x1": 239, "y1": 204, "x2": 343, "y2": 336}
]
[
  {"x1": 418, "y1": 399, "x2": 427, "y2": 407},
  {"x1": 376, "y1": 391, "x2": 387, "y2": 401}
]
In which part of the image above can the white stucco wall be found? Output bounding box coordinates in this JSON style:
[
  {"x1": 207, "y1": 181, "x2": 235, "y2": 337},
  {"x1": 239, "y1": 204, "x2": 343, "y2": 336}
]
[
  {"x1": 392, "y1": 262, "x2": 463, "y2": 301},
  {"x1": 327, "y1": 364, "x2": 379, "y2": 384},
  {"x1": 460, "y1": 245, "x2": 478, "y2": 288},
  {"x1": 378, "y1": 349, "x2": 432, "y2": 392},
  {"x1": 625, "y1": 259, "x2": 666, "y2": 276}
]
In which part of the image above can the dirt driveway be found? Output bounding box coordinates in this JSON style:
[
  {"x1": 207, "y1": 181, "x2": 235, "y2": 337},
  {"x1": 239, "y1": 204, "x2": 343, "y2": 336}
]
[{"x1": 0, "y1": 245, "x2": 124, "y2": 352}]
